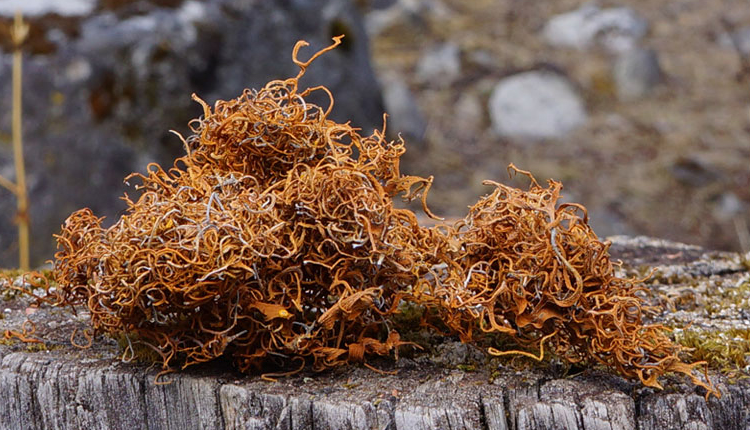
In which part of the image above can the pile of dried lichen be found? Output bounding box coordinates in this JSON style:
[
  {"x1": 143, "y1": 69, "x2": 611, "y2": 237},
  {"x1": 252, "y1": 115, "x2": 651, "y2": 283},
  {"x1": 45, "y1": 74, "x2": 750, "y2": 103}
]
[{"x1": 48, "y1": 37, "x2": 716, "y2": 395}]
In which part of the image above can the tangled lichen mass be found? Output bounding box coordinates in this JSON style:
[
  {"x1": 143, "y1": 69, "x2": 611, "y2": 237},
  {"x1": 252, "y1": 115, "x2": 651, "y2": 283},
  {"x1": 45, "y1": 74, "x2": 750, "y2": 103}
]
[{"x1": 43, "y1": 37, "x2": 715, "y2": 396}]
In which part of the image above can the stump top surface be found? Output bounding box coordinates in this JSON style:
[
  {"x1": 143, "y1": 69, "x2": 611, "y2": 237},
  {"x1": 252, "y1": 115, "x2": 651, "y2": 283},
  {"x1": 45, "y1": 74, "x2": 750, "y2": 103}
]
[{"x1": 1, "y1": 235, "x2": 749, "y2": 430}]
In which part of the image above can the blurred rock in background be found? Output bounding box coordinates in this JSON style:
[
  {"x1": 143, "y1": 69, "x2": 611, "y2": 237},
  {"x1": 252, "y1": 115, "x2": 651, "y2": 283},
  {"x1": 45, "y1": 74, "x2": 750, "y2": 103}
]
[
  {"x1": 488, "y1": 69, "x2": 587, "y2": 139},
  {"x1": 415, "y1": 42, "x2": 461, "y2": 86},
  {"x1": 613, "y1": 47, "x2": 662, "y2": 101},
  {"x1": 542, "y1": 3, "x2": 648, "y2": 53},
  {"x1": 0, "y1": 0, "x2": 383, "y2": 267}
]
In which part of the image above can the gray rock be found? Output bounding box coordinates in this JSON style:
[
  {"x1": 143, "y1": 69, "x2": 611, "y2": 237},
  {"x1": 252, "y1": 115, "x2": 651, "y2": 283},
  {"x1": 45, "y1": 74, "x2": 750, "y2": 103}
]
[
  {"x1": 718, "y1": 26, "x2": 750, "y2": 56},
  {"x1": 380, "y1": 73, "x2": 427, "y2": 143},
  {"x1": 364, "y1": 2, "x2": 413, "y2": 37},
  {"x1": 0, "y1": 0, "x2": 384, "y2": 267},
  {"x1": 613, "y1": 47, "x2": 662, "y2": 100},
  {"x1": 713, "y1": 192, "x2": 745, "y2": 222},
  {"x1": 543, "y1": 3, "x2": 649, "y2": 53},
  {"x1": 0, "y1": 0, "x2": 95, "y2": 17},
  {"x1": 416, "y1": 42, "x2": 461, "y2": 86},
  {"x1": 488, "y1": 71, "x2": 587, "y2": 139},
  {"x1": 364, "y1": 0, "x2": 452, "y2": 37},
  {"x1": 670, "y1": 156, "x2": 722, "y2": 187}
]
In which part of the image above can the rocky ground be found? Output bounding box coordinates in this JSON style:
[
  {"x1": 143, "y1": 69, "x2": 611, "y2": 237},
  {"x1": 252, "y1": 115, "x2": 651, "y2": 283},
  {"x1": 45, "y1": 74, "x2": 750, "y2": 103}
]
[{"x1": 363, "y1": 0, "x2": 750, "y2": 253}]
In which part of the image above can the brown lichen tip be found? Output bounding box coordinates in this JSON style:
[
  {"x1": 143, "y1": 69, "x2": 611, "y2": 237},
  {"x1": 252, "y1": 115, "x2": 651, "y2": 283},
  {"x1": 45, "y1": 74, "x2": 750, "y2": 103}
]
[{"x1": 43, "y1": 36, "x2": 717, "y2": 397}]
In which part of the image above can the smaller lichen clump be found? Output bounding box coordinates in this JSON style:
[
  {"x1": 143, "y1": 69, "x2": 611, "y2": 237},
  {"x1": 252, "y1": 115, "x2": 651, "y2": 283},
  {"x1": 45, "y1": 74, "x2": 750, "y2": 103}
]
[{"x1": 50, "y1": 37, "x2": 716, "y2": 396}]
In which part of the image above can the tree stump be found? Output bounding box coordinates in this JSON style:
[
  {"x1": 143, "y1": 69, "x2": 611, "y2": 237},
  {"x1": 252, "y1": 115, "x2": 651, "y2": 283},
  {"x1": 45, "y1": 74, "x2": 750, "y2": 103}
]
[{"x1": 1, "y1": 236, "x2": 748, "y2": 430}]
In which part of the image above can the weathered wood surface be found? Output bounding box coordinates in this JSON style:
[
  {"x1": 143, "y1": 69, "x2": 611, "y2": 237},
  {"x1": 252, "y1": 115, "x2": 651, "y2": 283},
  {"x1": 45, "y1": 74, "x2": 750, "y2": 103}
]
[{"x1": 1, "y1": 236, "x2": 749, "y2": 430}]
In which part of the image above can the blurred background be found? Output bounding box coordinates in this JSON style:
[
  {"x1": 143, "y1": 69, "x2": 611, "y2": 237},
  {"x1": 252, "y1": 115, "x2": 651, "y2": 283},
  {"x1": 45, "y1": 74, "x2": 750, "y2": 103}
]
[{"x1": 0, "y1": 0, "x2": 749, "y2": 267}]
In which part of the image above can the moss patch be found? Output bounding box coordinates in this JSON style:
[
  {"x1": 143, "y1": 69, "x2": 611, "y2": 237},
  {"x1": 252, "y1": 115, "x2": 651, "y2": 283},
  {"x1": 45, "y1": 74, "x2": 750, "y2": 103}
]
[{"x1": 674, "y1": 327, "x2": 750, "y2": 378}]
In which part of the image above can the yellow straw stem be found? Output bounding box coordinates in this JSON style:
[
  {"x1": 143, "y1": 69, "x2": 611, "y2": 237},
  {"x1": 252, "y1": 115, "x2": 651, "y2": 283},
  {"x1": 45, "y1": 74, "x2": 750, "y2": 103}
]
[{"x1": 11, "y1": 10, "x2": 30, "y2": 271}]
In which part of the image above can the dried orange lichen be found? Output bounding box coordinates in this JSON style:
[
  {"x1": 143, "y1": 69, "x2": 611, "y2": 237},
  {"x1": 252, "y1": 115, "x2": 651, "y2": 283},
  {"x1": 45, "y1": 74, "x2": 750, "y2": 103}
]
[
  {"x1": 48, "y1": 36, "x2": 716, "y2": 396},
  {"x1": 416, "y1": 167, "x2": 712, "y2": 392}
]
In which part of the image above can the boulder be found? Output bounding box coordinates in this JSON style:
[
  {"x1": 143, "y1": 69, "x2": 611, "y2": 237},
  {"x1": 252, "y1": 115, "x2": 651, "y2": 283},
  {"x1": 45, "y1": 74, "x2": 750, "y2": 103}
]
[
  {"x1": 613, "y1": 47, "x2": 662, "y2": 100},
  {"x1": 0, "y1": 0, "x2": 96, "y2": 17},
  {"x1": 542, "y1": 3, "x2": 649, "y2": 53},
  {"x1": 719, "y1": 25, "x2": 750, "y2": 56},
  {"x1": 416, "y1": 42, "x2": 461, "y2": 86},
  {"x1": 364, "y1": 0, "x2": 453, "y2": 37},
  {"x1": 0, "y1": 0, "x2": 384, "y2": 266},
  {"x1": 488, "y1": 70, "x2": 587, "y2": 139}
]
